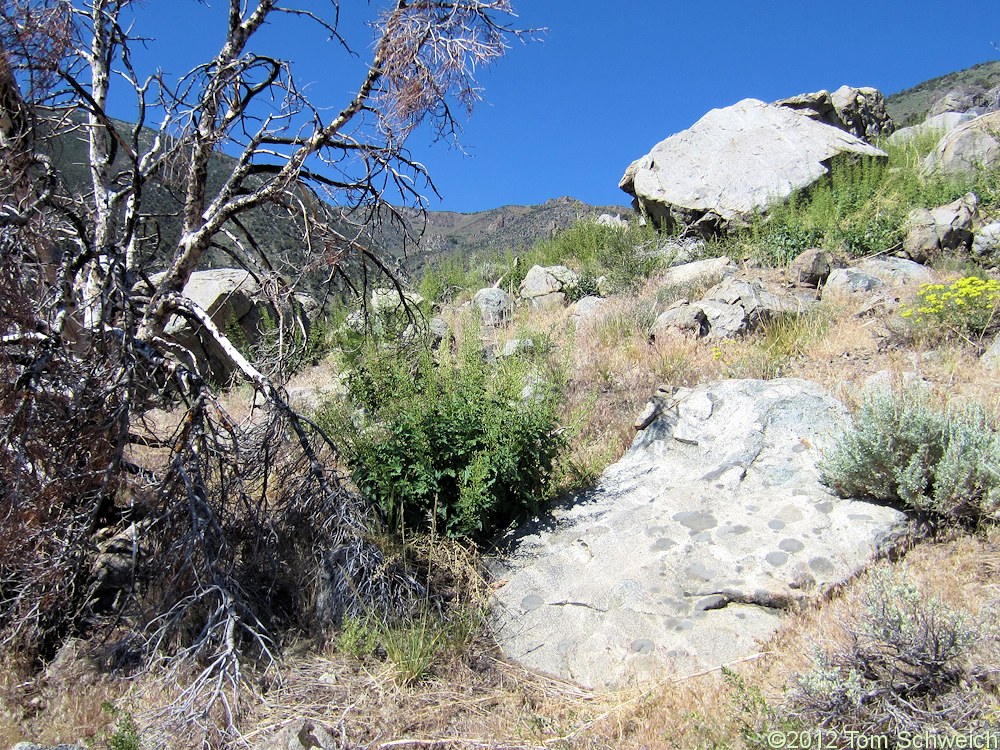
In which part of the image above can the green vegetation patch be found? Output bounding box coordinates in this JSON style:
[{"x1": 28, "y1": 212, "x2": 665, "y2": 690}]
[
  {"x1": 902, "y1": 276, "x2": 1000, "y2": 343},
  {"x1": 821, "y1": 387, "x2": 1000, "y2": 525},
  {"x1": 319, "y1": 332, "x2": 566, "y2": 540}
]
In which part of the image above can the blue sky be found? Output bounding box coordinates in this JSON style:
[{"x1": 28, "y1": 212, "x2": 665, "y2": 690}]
[{"x1": 111, "y1": 1, "x2": 1000, "y2": 213}]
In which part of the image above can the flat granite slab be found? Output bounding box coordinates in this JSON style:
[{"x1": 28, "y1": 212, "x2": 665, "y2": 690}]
[{"x1": 490, "y1": 378, "x2": 908, "y2": 688}]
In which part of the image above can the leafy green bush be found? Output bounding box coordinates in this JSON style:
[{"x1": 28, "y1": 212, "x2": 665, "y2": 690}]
[
  {"x1": 102, "y1": 702, "x2": 142, "y2": 750},
  {"x1": 902, "y1": 276, "x2": 1000, "y2": 343},
  {"x1": 820, "y1": 387, "x2": 1000, "y2": 524},
  {"x1": 787, "y1": 567, "x2": 989, "y2": 738},
  {"x1": 319, "y1": 334, "x2": 566, "y2": 540},
  {"x1": 418, "y1": 255, "x2": 486, "y2": 304}
]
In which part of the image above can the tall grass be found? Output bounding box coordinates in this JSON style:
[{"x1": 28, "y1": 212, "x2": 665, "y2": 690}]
[{"x1": 717, "y1": 137, "x2": 1000, "y2": 267}]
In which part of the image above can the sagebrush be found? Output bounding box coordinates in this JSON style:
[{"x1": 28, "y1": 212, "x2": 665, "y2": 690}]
[{"x1": 820, "y1": 386, "x2": 1000, "y2": 524}]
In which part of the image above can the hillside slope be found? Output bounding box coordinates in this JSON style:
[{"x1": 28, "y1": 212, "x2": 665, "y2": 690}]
[{"x1": 886, "y1": 59, "x2": 1000, "y2": 126}]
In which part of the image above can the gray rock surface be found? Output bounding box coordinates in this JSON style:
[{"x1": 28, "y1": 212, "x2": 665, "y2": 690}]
[
  {"x1": 790, "y1": 248, "x2": 833, "y2": 287},
  {"x1": 651, "y1": 278, "x2": 812, "y2": 341},
  {"x1": 370, "y1": 287, "x2": 424, "y2": 313},
  {"x1": 570, "y1": 296, "x2": 606, "y2": 320},
  {"x1": 472, "y1": 287, "x2": 515, "y2": 327},
  {"x1": 822, "y1": 268, "x2": 884, "y2": 297},
  {"x1": 982, "y1": 336, "x2": 1000, "y2": 371},
  {"x1": 252, "y1": 719, "x2": 339, "y2": 750},
  {"x1": 777, "y1": 85, "x2": 894, "y2": 140},
  {"x1": 902, "y1": 193, "x2": 977, "y2": 263},
  {"x1": 923, "y1": 111, "x2": 1000, "y2": 179},
  {"x1": 973, "y1": 222, "x2": 1000, "y2": 262},
  {"x1": 502, "y1": 338, "x2": 536, "y2": 357},
  {"x1": 491, "y1": 379, "x2": 908, "y2": 687},
  {"x1": 148, "y1": 268, "x2": 276, "y2": 382},
  {"x1": 519, "y1": 265, "x2": 580, "y2": 309},
  {"x1": 886, "y1": 111, "x2": 976, "y2": 147},
  {"x1": 650, "y1": 300, "x2": 709, "y2": 339},
  {"x1": 620, "y1": 98, "x2": 886, "y2": 232},
  {"x1": 597, "y1": 213, "x2": 629, "y2": 229},
  {"x1": 659, "y1": 256, "x2": 738, "y2": 290},
  {"x1": 857, "y1": 257, "x2": 935, "y2": 288}
]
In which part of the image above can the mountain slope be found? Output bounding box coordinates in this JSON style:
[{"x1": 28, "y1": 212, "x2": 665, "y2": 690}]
[{"x1": 886, "y1": 60, "x2": 1000, "y2": 126}]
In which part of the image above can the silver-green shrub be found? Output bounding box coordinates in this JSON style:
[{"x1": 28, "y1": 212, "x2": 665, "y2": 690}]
[
  {"x1": 820, "y1": 387, "x2": 1000, "y2": 524},
  {"x1": 788, "y1": 567, "x2": 990, "y2": 737}
]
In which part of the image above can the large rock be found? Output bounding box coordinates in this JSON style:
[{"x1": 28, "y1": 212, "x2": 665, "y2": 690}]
[
  {"x1": 923, "y1": 111, "x2": 1000, "y2": 179},
  {"x1": 777, "y1": 85, "x2": 894, "y2": 140},
  {"x1": 620, "y1": 98, "x2": 887, "y2": 233},
  {"x1": 821, "y1": 268, "x2": 883, "y2": 298},
  {"x1": 886, "y1": 111, "x2": 976, "y2": 147},
  {"x1": 902, "y1": 193, "x2": 978, "y2": 263},
  {"x1": 491, "y1": 379, "x2": 908, "y2": 687},
  {"x1": 472, "y1": 287, "x2": 515, "y2": 327},
  {"x1": 151, "y1": 269, "x2": 275, "y2": 382},
  {"x1": 927, "y1": 86, "x2": 1000, "y2": 119},
  {"x1": 857, "y1": 257, "x2": 935, "y2": 288},
  {"x1": 651, "y1": 278, "x2": 811, "y2": 341},
  {"x1": 519, "y1": 265, "x2": 579, "y2": 310},
  {"x1": 658, "y1": 256, "x2": 738, "y2": 290}
]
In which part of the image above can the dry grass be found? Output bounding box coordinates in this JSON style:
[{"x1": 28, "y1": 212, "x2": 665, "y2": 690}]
[{"x1": 9, "y1": 260, "x2": 1000, "y2": 748}]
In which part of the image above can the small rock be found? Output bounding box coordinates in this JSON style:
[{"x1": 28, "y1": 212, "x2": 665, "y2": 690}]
[
  {"x1": 570, "y1": 296, "x2": 606, "y2": 320},
  {"x1": 597, "y1": 213, "x2": 629, "y2": 229},
  {"x1": 982, "y1": 336, "x2": 1000, "y2": 371},
  {"x1": 790, "y1": 248, "x2": 833, "y2": 287},
  {"x1": 370, "y1": 288, "x2": 424, "y2": 313},
  {"x1": 502, "y1": 338, "x2": 535, "y2": 357},
  {"x1": 252, "y1": 718, "x2": 339, "y2": 750},
  {"x1": 972, "y1": 222, "x2": 1000, "y2": 263},
  {"x1": 822, "y1": 268, "x2": 883, "y2": 297},
  {"x1": 472, "y1": 287, "x2": 515, "y2": 327},
  {"x1": 426, "y1": 316, "x2": 449, "y2": 349},
  {"x1": 634, "y1": 401, "x2": 661, "y2": 431}
]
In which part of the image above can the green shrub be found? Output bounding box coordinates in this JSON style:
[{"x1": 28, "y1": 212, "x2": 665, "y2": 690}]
[
  {"x1": 514, "y1": 218, "x2": 664, "y2": 293},
  {"x1": 902, "y1": 276, "x2": 1000, "y2": 343},
  {"x1": 418, "y1": 255, "x2": 485, "y2": 304},
  {"x1": 319, "y1": 332, "x2": 566, "y2": 540},
  {"x1": 102, "y1": 702, "x2": 142, "y2": 750},
  {"x1": 787, "y1": 567, "x2": 989, "y2": 738},
  {"x1": 820, "y1": 387, "x2": 1000, "y2": 524}
]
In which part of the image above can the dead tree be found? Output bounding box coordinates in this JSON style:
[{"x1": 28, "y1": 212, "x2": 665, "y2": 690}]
[{"x1": 0, "y1": 0, "x2": 525, "y2": 734}]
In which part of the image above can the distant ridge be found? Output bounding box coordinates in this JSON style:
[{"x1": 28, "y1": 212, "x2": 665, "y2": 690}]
[
  {"x1": 395, "y1": 196, "x2": 629, "y2": 275},
  {"x1": 886, "y1": 60, "x2": 1000, "y2": 127}
]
